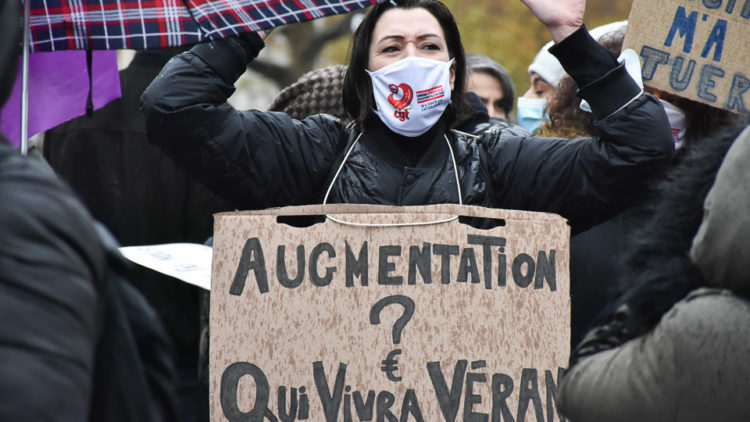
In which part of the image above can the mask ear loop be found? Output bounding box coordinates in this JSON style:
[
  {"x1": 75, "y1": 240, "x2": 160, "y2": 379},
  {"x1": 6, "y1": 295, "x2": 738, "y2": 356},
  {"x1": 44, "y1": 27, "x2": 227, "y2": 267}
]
[{"x1": 323, "y1": 133, "x2": 463, "y2": 227}]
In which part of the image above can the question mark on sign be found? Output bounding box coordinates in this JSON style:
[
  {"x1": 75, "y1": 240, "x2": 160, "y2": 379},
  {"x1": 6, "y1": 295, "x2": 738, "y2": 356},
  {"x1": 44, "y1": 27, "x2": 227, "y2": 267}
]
[{"x1": 369, "y1": 295, "x2": 415, "y2": 344}]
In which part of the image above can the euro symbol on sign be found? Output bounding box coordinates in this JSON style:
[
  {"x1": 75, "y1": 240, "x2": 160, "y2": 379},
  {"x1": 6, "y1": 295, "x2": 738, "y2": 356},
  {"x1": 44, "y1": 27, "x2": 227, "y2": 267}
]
[{"x1": 381, "y1": 349, "x2": 402, "y2": 382}]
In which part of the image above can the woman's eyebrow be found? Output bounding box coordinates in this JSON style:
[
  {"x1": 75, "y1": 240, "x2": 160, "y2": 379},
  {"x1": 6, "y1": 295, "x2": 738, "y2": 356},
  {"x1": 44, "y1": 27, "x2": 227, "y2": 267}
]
[
  {"x1": 375, "y1": 35, "x2": 405, "y2": 45},
  {"x1": 375, "y1": 33, "x2": 443, "y2": 45}
]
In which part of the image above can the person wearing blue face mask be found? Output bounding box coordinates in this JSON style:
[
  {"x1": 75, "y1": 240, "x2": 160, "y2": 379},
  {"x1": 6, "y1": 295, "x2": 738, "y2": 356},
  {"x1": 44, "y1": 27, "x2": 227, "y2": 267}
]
[
  {"x1": 142, "y1": 0, "x2": 674, "y2": 235},
  {"x1": 517, "y1": 40, "x2": 568, "y2": 133},
  {"x1": 516, "y1": 91, "x2": 549, "y2": 133}
]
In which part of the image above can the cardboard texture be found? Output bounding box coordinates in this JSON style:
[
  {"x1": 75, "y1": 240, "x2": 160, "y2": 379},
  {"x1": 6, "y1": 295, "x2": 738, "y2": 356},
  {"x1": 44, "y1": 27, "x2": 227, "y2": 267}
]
[
  {"x1": 210, "y1": 204, "x2": 570, "y2": 421},
  {"x1": 623, "y1": 0, "x2": 750, "y2": 113}
]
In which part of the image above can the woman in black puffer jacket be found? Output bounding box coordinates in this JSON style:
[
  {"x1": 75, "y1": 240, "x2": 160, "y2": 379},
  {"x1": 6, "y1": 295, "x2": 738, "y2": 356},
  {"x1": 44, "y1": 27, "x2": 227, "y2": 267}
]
[{"x1": 142, "y1": 0, "x2": 673, "y2": 234}]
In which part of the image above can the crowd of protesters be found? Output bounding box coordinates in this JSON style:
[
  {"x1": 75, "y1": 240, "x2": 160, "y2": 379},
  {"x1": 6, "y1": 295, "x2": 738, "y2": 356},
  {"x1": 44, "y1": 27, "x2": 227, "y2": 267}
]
[{"x1": 1, "y1": 0, "x2": 749, "y2": 421}]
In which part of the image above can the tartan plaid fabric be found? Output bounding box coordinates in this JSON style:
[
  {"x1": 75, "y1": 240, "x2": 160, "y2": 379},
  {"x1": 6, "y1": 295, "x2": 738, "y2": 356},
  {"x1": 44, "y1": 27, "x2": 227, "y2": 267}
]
[{"x1": 28, "y1": 0, "x2": 384, "y2": 52}]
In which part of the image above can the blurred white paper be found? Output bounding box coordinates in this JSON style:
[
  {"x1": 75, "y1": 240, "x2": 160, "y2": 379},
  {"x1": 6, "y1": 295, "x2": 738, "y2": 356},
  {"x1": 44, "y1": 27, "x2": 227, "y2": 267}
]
[{"x1": 119, "y1": 243, "x2": 212, "y2": 290}]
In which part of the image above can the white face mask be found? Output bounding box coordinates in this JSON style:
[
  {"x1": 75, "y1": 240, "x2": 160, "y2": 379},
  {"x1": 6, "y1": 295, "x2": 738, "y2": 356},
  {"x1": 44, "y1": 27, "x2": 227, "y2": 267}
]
[
  {"x1": 366, "y1": 56, "x2": 453, "y2": 137},
  {"x1": 516, "y1": 96, "x2": 548, "y2": 133},
  {"x1": 658, "y1": 99, "x2": 686, "y2": 149}
]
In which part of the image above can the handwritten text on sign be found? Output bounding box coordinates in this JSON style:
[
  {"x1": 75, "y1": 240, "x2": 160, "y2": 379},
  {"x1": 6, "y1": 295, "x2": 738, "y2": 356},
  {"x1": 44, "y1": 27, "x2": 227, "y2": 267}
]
[
  {"x1": 624, "y1": 0, "x2": 750, "y2": 113},
  {"x1": 229, "y1": 234, "x2": 557, "y2": 295},
  {"x1": 220, "y1": 360, "x2": 565, "y2": 421},
  {"x1": 210, "y1": 206, "x2": 571, "y2": 422}
]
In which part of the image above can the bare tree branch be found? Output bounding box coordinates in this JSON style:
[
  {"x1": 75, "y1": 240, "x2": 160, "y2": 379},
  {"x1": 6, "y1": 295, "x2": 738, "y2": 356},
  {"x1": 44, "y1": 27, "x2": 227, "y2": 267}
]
[
  {"x1": 300, "y1": 14, "x2": 355, "y2": 67},
  {"x1": 247, "y1": 60, "x2": 297, "y2": 88},
  {"x1": 244, "y1": 14, "x2": 357, "y2": 88}
]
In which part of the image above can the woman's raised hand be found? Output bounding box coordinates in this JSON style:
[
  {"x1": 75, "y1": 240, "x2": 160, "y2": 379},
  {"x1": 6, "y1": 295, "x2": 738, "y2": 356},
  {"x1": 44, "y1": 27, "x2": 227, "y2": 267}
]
[{"x1": 520, "y1": 0, "x2": 585, "y2": 43}]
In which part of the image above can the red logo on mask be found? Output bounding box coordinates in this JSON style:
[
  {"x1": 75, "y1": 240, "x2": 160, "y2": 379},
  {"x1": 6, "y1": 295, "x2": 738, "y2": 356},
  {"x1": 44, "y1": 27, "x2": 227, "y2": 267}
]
[{"x1": 387, "y1": 83, "x2": 413, "y2": 110}]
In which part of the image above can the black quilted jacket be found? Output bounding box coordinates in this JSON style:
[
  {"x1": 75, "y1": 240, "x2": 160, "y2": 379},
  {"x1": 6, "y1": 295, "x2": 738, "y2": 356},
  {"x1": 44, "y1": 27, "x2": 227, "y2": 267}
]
[{"x1": 142, "y1": 28, "x2": 673, "y2": 234}]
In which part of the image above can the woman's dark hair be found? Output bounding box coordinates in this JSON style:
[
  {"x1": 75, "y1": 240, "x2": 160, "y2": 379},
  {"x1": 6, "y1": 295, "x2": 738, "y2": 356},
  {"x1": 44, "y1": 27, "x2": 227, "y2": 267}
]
[
  {"x1": 569, "y1": 121, "x2": 748, "y2": 366},
  {"x1": 540, "y1": 26, "x2": 626, "y2": 138},
  {"x1": 661, "y1": 93, "x2": 740, "y2": 155},
  {"x1": 342, "y1": 0, "x2": 470, "y2": 127},
  {"x1": 617, "y1": 123, "x2": 748, "y2": 332}
]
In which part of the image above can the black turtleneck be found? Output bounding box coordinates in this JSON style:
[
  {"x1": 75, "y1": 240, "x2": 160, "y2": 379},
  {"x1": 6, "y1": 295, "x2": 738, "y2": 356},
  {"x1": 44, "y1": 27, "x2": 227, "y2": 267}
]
[
  {"x1": 350, "y1": 115, "x2": 453, "y2": 205},
  {"x1": 361, "y1": 114, "x2": 446, "y2": 168}
]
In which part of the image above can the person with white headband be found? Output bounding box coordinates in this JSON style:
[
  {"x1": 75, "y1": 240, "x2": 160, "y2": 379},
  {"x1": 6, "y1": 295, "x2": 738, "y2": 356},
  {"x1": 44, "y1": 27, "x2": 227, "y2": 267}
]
[
  {"x1": 517, "y1": 40, "x2": 567, "y2": 133},
  {"x1": 142, "y1": 0, "x2": 673, "y2": 234},
  {"x1": 519, "y1": 20, "x2": 628, "y2": 133}
]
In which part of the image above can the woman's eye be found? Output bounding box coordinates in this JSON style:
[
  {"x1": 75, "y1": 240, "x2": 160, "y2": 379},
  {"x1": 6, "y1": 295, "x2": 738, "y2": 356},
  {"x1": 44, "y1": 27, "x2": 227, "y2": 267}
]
[
  {"x1": 382, "y1": 45, "x2": 400, "y2": 53},
  {"x1": 422, "y1": 43, "x2": 440, "y2": 50}
]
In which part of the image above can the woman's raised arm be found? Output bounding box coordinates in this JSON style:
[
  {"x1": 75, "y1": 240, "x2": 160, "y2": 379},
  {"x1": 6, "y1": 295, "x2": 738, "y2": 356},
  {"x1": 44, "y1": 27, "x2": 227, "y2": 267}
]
[{"x1": 140, "y1": 33, "x2": 348, "y2": 210}]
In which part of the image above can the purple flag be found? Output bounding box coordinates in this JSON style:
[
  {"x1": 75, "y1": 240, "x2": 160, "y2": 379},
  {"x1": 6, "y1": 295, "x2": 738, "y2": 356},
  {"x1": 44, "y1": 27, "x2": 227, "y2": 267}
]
[{"x1": 0, "y1": 50, "x2": 121, "y2": 147}]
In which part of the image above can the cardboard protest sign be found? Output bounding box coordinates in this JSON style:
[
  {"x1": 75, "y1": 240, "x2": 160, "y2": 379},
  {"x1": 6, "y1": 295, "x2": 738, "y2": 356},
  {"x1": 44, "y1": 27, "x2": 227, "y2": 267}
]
[
  {"x1": 210, "y1": 204, "x2": 570, "y2": 422},
  {"x1": 623, "y1": 0, "x2": 750, "y2": 113}
]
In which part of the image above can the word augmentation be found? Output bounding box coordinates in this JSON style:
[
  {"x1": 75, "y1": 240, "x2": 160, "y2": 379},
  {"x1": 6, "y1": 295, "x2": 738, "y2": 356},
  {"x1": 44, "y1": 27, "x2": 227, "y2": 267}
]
[{"x1": 228, "y1": 234, "x2": 557, "y2": 296}]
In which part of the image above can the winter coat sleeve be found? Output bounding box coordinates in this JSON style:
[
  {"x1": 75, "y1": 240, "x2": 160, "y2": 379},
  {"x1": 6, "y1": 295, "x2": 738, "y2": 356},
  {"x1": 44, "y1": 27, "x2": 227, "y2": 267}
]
[
  {"x1": 0, "y1": 143, "x2": 106, "y2": 421},
  {"x1": 486, "y1": 26, "x2": 673, "y2": 233},
  {"x1": 141, "y1": 33, "x2": 348, "y2": 210},
  {"x1": 557, "y1": 288, "x2": 750, "y2": 422}
]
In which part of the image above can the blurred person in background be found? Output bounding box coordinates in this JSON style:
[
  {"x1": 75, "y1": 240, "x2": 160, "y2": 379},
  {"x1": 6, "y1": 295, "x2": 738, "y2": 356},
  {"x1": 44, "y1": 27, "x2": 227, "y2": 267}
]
[
  {"x1": 268, "y1": 64, "x2": 350, "y2": 122},
  {"x1": 558, "y1": 121, "x2": 750, "y2": 422},
  {"x1": 538, "y1": 20, "x2": 627, "y2": 138},
  {"x1": 517, "y1": 39, "x2": 567, "y2": 132},
  {"x1": 466, "y1": 54, "x2": 516, "y2": 123},
  {"x1": 538, "y1": 20, "x2": 742, "y2": 347},
  {"x1": 0, "y1": 0, "x2": 179, "y2": 419},
  {"x1": 520, "y1": 21, "x2": 628, "y2": 134},
  {"x1": 44, "y1": 47, "x2": 234, "y2": 422},
  {"x1": 458, "y1": 54, "x2": 529, "y2": 136}
]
